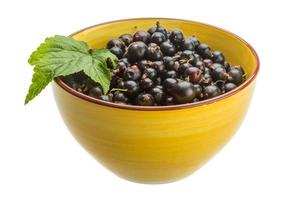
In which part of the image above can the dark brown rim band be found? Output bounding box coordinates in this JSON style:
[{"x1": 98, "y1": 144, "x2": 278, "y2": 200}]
[{"x1": 54, "y1": 17, "x2": 260, "y2": 111}]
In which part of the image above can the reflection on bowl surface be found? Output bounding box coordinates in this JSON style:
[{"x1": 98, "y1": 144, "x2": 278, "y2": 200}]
[{"x1": 53, "y1": 18, "x2": 259, "y2": 184}]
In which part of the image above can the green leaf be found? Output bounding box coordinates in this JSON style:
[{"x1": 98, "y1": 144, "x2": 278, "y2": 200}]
[
  {"x1": 28, "y1": 35, "x2": 90, "y2": 65},
  {"x1": 87, "y1": 48, "x2": 119, "y2": 93},
  {"x1": 83, "y1": 59, "x2": 111, "y2": 93},
  {"x1": 91, "y1": 48, "x2": 118, "y2": 69},
  {"x1": 34, "y1": 50, "x2": 92, "y2": 77},
  {"x1": 25, "y1": 35, "x2": 118, "y2": 104},
  {"x1": 25, "y1": 66, "x2": 53, "y2": 105}
]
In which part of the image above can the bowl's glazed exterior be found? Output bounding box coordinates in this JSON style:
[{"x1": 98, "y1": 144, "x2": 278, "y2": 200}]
[{"x1": 52, "y1": 18, "x2": 259, "y2": 183}]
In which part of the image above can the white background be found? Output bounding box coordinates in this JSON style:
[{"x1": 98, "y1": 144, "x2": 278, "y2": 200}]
[{"x1": 1, "y1": 0, "x2": 288, "y2": 199}]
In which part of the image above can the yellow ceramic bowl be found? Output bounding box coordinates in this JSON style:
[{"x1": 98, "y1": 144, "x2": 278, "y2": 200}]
[{"x1": 52, "y1": 18, "x2": 259, "y2": 184}]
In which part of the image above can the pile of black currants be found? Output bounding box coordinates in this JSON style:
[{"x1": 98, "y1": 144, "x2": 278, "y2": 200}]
[{"x1": 64, "y1": 22, "x2": 246, "y2": 106}]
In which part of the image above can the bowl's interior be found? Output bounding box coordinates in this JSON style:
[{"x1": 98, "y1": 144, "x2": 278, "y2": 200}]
[{"x1": 72, "y1": 18, "x2": 258, "y2": 78}]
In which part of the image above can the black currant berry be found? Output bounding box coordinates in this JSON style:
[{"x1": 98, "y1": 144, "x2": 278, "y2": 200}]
[
  {"x1": 117, "y1": 80, "x2": 125, "y2": 88},
  {"x1": 193, "y1": 60, "x2": 205, "y2": 71},
  {"x1": 210, "y1": 63, "x2": 225, "y2": 70},
  {"x1": 98, "y1": 95, "x2": 111, "y2": 102},
  {"x1": 169, "y1": 30, "x2": 184, "y2": 46},
  {"x1": 140, "y1": 78, "x2": 154, "y2": 91},
  {"x1": 146, "y1": 44, "x2": 163, "y2": 61},
  {"x1": 163, "y1": 78, "x2": 177, "y2": 93},
  {"x1": 123, "y1": 65, "x2": 141, "y2": 80},
  {"x1": 150, "y1": 32, "x2": 166, "y2": 45},
  {"x1": 163, "y1": 95, "x2": 175, "y2": 105},
  {"x1": 142, "y1": 67, "x2": 157, "y2": 80},
  {"x1": 127, "y1": 41, "x2": 148, "y2": 62},
  {"x1": 204, "y1": 85, "x2": 221, "y2": 99},
  {"x1": 200, "y1": 73, "x2": 213, "y2": 85},
  {"x1": 197, "y1": 44, "x2": 212, "y2": 59},
  {"x1": 223, "y1": 82, "x2": 237, "y2": 92},
  {"x1": 160, "y1": 40, "x2": 176, "y2": 56},
  {"x1": 228, "y1": 67, "x2": 244, "y2": 85},
  {"x1": 164, "y1": 70, "x2": 177, "y2": 79},
  {"x1": 163, "y1": 56, "x2": 175, "y2": 70},
  {"x1": 113, "y1": 92, "x2": 129, "y2": 103},
  {"x1": 148, "y1": 27, "x2": 157, "y2": 35},
  {"x1": 107, "y1": 39, "x2": 125, "y2": 52},
  {"x1": 181, "y1": 38, "x2": 196, "y2": 51},
  {"x1": 172, "y1": 61, "x2": 180, "y2": 71},
  {"x1": 224, "y1": 61, "x2": 230, "y2": 71},
  {"x1": 192, "y1": 84, "x2": 203, "y2": 99},
  {"x1": 136, "y1": 93, "x2": 154, "y2": 106},
  {"x1": 212, "y1": 66, "x2": 228, "y2": 81},
  {"x1": 151, "y1": 61, "x2": 166, "y2": 76},
  {"x1": 116, "y1": 62, "x2": 127, "y2": 74},
  {"x1": 185, "y1": 67, "x2": 202, "y2": 83},
  {"x1": 133, "y1": 30, "x2": 151, "y2": 44},
  {"x1": 109, "y1": 46, "x2": 123, "y2": 58},
  {"x1": 203, "y1": 59, "x2": 213, "y2": 68},
  {"x1": 147, "y1": 21, "x2": 167, "y2": 36},
  {"x1": 212, "y1": 51, "x2": 225, "y2": 64},
  {"x1": 119, "y1": 33, "x2": 133, "y2": 46},
  {"x1": 150, "y1": 87, "x2": 164, "y2": 104},
  {"x1": 188, "y1": 36, "x2": 200, "y2": 48},
  {"x1": 118, "y1": 58, "x2": 130, "y2": 67},
  {"x1": 179, "y1": 63, "x2": 193, "y2": 78},
  {"x1": 88, "y1": 86, "x2": 103, "y2": 98},
  {"x1": 171, "y1": 81, "x2": 196, "y2": 104},
  {"x1": 138, "y1": 60, "x2": 150, "y2": 72},
  {"x1": 110, "y1": 75, "x2": 120, "y2": 88},
  {"x1": 123, "y1": 80, "x2": 140, "y2": 97},
  {"x1": 193, "y1": 53, "x2": 203, "y2": 63},
  {"x1": 181, "y1": 50, "x2": 194, "y2": 60}
]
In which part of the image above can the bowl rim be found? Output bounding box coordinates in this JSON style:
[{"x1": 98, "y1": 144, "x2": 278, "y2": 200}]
[{"x1": 54, "y1": 17, "x2": 260, "y2": 111}]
